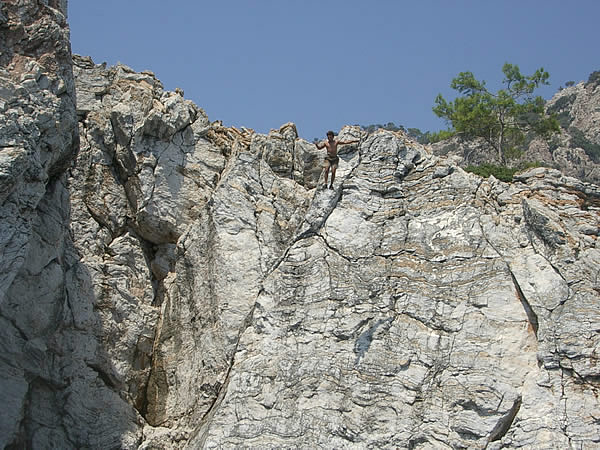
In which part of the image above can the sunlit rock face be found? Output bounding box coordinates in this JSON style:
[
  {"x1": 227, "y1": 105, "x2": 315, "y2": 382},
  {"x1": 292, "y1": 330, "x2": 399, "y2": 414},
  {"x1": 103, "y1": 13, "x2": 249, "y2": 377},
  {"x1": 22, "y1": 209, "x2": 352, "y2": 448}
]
[
  {"x1": 69, "y1": 56, "x2": 600, "y2": 447},
  {"x1": 1, "y1": 3, "x2": 599, "y2": 448}
]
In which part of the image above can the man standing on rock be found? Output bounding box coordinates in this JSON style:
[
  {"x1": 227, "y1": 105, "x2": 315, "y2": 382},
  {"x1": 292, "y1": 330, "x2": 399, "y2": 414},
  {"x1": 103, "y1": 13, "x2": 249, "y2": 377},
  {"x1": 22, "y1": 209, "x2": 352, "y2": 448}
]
[{"x1": 315, "y1": 131, "x2": 359, "y2": 189}]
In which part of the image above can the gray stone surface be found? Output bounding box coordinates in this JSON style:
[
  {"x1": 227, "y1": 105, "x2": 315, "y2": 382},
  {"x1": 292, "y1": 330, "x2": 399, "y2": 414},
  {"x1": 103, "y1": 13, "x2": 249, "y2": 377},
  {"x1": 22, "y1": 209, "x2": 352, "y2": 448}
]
[
  {"x1": 186, "y1": 132, "x2": 600, "y2": 449},
  {"x1": 0, "y1": 3, "x2": 599, "y2": 447},
  {"x1": 0, "y1": 1, "x2": 79, "y2": 447}
]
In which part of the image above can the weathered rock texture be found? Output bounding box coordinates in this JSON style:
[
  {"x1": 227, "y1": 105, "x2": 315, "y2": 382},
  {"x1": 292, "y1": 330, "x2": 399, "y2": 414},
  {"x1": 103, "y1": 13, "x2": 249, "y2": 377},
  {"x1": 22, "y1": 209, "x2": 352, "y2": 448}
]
[
  {"x1": 0, "y1": 1, "x2": 80, "y2": 447},
  {"x1": 1, "y1": 3, "x2": 600, "y2": 448},
  {"x1": 432, "y1": 72, "x2": 600, "y2": 184}
]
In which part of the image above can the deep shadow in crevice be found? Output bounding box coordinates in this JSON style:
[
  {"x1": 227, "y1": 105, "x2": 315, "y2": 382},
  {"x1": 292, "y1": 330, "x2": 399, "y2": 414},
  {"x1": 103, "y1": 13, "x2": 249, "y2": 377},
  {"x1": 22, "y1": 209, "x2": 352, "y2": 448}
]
[
  {"x1": 509, "y1": 271, "x2": 539, "y2": 338},
  {"x1": 487, "y1": 395, "x2": 522, "y2": 445}
]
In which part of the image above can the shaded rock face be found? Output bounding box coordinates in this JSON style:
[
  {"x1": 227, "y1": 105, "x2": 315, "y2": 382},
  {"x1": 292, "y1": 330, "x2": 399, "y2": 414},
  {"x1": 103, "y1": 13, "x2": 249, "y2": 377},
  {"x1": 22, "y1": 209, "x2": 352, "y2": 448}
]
[
  {"x1": 0, "y1": 1, "x2": 80, "y2": 447},
  {"x1": 1, "y1": 5, "x2": 599, "y2": 449},
  {"x1": 0, "y1": 0, "x2": 76, "y2": 304},
  {"x1": 431, "y1": 75, "x2": 600, "y2": 184}
]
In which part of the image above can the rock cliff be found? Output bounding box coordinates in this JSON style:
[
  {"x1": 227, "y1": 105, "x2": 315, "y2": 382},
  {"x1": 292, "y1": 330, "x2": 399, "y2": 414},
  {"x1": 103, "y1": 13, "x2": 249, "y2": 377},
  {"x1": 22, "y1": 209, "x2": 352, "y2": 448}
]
[
  {"x1": 0, "y1": 1, "x2": 79, "y2": 446},
  {"x1": 1, "y1": 3, "x2": 599, "y2": 448}
]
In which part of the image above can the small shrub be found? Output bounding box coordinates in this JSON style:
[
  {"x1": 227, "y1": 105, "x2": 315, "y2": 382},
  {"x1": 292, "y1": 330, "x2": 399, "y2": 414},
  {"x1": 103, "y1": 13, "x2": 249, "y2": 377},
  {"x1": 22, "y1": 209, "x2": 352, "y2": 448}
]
[
  {"x1": 555, "y1": 111, "x2": 574, "y2": 129},
  {"x1": 504, "y1": 146, "x2": 524, "y2": 160},
  {"x1": 586, "y1": 70, "x2": 600, "y2": 87},
  {"x1": 569, "y1": 127, "x2": 600, "y2": 162},
  {"x1": 360, "y1": 122, "x2": 404, "y2": 133},
  {"x1": 428, "y1": 129, "x2": 456, "y2": 143},
  {"x1": 465, "y1": 164, "x2": 518, "y2": 182},
  {"x1": 545, "y1": 94, "x2": 576, "y2": 130},
  {"x1": 548, "y1": 136, "x2": 561, "y2": 152},
  {"x1": 406, "y1": 127, "x2": 431, "y2": 144},
  {"x1": 383, "y1": 122, "x2": 404, "y2": 132},
  {"x1": 547, "y1": 93, "x2": 577, "y2": 114},
  {"x1": 465, "y1": 162, "x2": 545, "y2": 182}
]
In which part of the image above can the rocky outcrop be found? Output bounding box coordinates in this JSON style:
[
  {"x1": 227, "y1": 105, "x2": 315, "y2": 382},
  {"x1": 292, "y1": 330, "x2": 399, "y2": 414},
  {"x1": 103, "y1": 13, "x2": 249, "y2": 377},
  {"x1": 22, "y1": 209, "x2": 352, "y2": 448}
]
[
  {"x1": 1, "y1": 3, "x2": 599, "y2": 448},
  {"x1": 539, "y1": 75, "x2": 600, "y2": 182},
  {"x1": 0, "y1": 1, "x2": 78, "y2": 447},
  {"x1": 0, "y1": 0, "x2": 76, "y2": 303},
  {"x1": 70, "y1": 56, "x2": 324, "y2": 445},
  {"x1": 69, "y1": 57, "x2": 600, "y2": 448},
  {"x1": 432, "y1": 72, "x2": 600, "y2": 184},
  {"x1": 180, "y1": 137, "x2": 600, "y2": 449}
]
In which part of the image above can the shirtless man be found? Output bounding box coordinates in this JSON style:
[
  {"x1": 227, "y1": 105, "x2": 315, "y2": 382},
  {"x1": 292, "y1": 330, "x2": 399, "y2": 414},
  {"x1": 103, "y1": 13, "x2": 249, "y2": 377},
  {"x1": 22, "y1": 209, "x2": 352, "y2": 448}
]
[{"x1": 315, "y1": 131, "x2": 359, "y2": 189}]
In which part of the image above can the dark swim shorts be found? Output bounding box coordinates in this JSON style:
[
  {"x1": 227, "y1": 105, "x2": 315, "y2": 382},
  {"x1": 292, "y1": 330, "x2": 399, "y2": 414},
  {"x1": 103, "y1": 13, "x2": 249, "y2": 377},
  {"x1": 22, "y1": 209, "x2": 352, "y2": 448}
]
[{"x1": 324, "y1": 155, "x2": 339, "y2": 169}]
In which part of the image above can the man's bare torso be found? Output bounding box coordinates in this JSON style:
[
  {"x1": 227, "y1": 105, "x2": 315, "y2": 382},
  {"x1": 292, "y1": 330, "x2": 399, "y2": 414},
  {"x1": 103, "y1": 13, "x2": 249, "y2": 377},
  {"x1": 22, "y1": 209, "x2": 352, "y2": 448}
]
[{"x1": 324, "y1": 139, "x2": 339, "y2": 158}]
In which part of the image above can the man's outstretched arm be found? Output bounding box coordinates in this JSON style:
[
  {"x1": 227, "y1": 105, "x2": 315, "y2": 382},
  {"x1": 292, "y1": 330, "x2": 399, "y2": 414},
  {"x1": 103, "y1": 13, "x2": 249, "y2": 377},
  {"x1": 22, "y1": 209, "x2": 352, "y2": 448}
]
[
  {"x1": 315, "y1": 141, "x2": 326, "y2": 149},
  {"x1": 336, "y1": 139, "x2": 359, "y2": 145}
]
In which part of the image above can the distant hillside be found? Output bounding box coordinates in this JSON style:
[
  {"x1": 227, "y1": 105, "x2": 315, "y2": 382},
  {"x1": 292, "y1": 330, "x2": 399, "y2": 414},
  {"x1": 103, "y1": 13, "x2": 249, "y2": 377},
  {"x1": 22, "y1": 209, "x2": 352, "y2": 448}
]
[{"x1": 430, "y1": 70, "x2": 600, "y2": 184}]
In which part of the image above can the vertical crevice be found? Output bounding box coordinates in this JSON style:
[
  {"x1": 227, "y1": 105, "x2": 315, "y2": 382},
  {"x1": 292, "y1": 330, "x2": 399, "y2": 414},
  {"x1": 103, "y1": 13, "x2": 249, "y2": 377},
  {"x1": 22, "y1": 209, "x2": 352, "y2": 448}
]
[
  {"x1": 486, "y1": 395, "x2": 522, "y2": 445},
  {"x1": 509, "y1": 271, "x2": 539, "y2": 337},
  {"x1": 187, "y1": 301, "x2": 257, "y2": 447},
  {"x1": 4, "y1": 382, "x2": 30, "y2": 450}
]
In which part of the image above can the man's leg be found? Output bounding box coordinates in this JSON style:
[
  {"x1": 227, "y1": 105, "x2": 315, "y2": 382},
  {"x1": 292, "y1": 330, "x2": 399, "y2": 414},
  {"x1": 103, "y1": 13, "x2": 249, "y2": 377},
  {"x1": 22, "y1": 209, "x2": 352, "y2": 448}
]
[
  {"x1": 330, "y1": 165, "x2": 336, "y2": 188},
  {"x1": 324, "y1": 166, "x2": 330, "y2": 187}
]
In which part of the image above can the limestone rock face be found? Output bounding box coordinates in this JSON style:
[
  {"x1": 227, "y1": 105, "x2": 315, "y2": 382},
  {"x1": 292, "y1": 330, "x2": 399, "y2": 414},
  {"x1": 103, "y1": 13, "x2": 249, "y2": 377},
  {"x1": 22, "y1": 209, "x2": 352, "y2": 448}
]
[
  {"x1": 1, "y1": 4, "x2": 599, "y2": 448},
  {"x1": 187, "y1": 135, "x2": 600, "y2": 449},
  {"x1": 67, "y1": 55, "x2": 326, "y2": 448},
  {"x1": 540, "y1": 77, "x2": 600, "y2": 182},
  {"x1": 0, "y1": 0, "x2": 77, "y2": 304},
  {"x1": 0, "y1": 1, "x2": 79, "y2": 447},
  {"x1": 69, "y1": 56, "x2": 600, "y2": 446}
]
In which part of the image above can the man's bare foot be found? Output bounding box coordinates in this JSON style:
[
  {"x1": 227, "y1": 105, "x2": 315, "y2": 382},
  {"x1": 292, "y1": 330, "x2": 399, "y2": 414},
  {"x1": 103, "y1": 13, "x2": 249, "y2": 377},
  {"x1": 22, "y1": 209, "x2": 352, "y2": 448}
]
[{"x1": 329, "y1": 184, "x2": 334, "y2": 190}]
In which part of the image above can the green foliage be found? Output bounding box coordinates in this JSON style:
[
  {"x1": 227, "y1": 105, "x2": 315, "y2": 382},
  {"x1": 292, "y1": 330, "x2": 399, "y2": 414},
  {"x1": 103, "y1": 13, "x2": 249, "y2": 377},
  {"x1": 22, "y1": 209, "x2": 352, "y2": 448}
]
[
  {"x1": 565, "y1": 80, "x2": 575, "y2": 87},
  {"x1": 503, "y1": 145, "x2": 524, "y2": 161},
  {"x1": 359, "y1": 122, "x2": 404, "y2": 134},
  {"x1": 427, "y1": 129, "x2": 456, "y2": 143},
  {"x1": 406, "y1": 127, "x2": 428, "y2": 143},
  {"x1": 465, "y1": 164, "x2": 518, "y2": 182},
  {"x1": 356, "y1": 123, "x2": 454, "y2": 145},
  {"x1": 587, "y1": 70, "x2": 600, "y2": 87},
  {"x1": 548, "y1": 136, "x2": 561, "y2": 153},
  {"x1": 359, "y1": 123, "x2": 436, "y2": 144},
  {"x1": 405, "y1": 127, "x2": 452, "y2": 144},
  {"x1": 433, "y1": 63, "x2": 560, "y2": 163},
  {"x1": 547, "y1": 93, "x2": 577, "y2": 114},
  {"x1": 569, "y1": 127, "x2": 600, "y2": 162},
  {"x1": 383, "y1": 122, "x2": 403, "y2": 132},
  {"x1": 555, "y1": 111, "x2": 574, "y2": 129},
  {"x1": 465, "y1": 161, "x2": 543, "y2": 182},
  {"x1": 547, "y1": 93, "x2": 576, "y2": 129}
]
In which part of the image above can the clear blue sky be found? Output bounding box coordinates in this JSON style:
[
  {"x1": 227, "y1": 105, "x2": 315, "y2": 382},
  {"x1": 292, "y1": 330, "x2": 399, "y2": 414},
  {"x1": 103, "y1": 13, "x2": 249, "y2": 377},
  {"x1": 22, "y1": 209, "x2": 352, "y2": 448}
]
[{"x1": 68, "y1": 1, "x2": 599, "y2": 141}]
